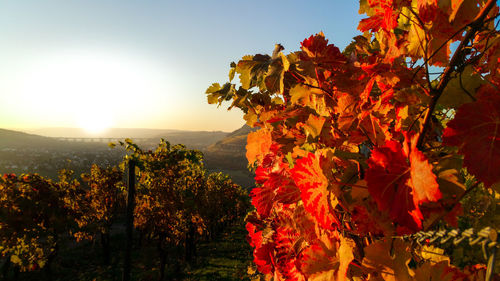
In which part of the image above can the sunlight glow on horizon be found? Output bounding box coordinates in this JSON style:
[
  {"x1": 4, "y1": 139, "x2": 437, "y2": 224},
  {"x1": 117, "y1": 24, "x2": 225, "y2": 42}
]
[
  {"x1": 0, "y1": 1, "x2": 363, "y2": 132},
  {"x1": 9, "y1": 50, "x2": 180, "y2": 132}
]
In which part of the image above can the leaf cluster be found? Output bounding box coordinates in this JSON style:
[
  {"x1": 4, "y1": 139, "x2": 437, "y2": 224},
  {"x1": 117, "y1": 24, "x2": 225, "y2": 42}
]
[{"x1": 207, "y1": 0, "x2": 500, "y2": 279}]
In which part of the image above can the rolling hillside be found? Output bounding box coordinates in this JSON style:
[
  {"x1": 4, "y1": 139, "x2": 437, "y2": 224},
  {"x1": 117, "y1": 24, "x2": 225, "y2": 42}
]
[
  {"x1": 203, "y1": 125, "x2": 257, "y2": 188},
  {"x1": 1, "y1": 127, "x2": 256, "y2": 188}
]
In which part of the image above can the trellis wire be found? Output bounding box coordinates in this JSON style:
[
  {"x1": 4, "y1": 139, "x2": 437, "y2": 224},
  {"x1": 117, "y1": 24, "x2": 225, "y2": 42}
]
[{"x1": 397, "y1": 227, "x2": 498, "y2": 281}]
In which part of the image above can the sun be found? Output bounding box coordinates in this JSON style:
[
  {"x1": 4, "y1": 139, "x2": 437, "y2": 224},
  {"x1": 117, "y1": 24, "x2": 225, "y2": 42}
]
[
  {"x1": 76, "y1": 108, "x2": 113, "y2": 134},
  {"x1": 14, "y1": 50, "x2": 175, "y2": 132}
]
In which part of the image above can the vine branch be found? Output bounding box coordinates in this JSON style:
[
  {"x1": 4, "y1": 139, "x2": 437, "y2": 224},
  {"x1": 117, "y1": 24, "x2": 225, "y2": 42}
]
[{"x1": 416, "y1": 0, "x2": 497, "y2": 149}]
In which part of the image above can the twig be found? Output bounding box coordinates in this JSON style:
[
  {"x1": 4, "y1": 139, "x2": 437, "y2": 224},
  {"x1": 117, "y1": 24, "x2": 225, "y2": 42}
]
[{"x1": 416, "y1": 0, "x2": 497, "y2": 149}]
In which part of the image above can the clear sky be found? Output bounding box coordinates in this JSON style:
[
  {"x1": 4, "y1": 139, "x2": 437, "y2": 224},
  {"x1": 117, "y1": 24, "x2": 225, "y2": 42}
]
[{"x1": 0, "y1": 1, "x2": 363, "y2": 133}]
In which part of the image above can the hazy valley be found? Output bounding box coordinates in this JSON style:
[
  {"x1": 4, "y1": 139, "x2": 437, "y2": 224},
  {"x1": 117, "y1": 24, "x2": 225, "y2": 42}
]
[{"x1": 0, "y1": 126, "x2": 255, "y2": 188}]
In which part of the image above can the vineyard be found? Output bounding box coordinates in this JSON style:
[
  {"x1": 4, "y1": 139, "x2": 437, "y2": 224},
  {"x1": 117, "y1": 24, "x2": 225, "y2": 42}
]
[
  {"x1": 0, "y1": 140, "x2": 251, "y2": 280},
  {"x1": 1, "y1": 0, "x2": 500, "y2": 280},
  {"x1": 207, "y1": 0, "x2": 500, "y2": 280}
]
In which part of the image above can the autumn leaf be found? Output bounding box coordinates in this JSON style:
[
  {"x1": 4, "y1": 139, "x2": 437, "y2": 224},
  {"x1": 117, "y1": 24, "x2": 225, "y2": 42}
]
[
  {"x1": 236, "y1": 54, "x2": 271, "y2": 90},
  {"x1": 246, "y1": 129, "x2": 273, "y2": 165},
  {"x1": 289, "y1": 84, "x2": 329, "y2": 117},
  {"x1": 302, "y1": 114, "x2": 326, "y2": 138},
  {"x1": 417, "y1": 0, "x2": 439, "y2": 22},
  {"x1": 300, "y1": 232, "x2": 354, "y2": 281},
  {"x1": 250, "y1": 184, "x2": 275, "y2": 219},
  {"x1": 291, "y1": 153, "x2": 340, "y2": 230},
  {"x1": 443, "y1": 85, "x2": 500, "y2": 187},
  {"x1": 274, "y1": 226, "x2": 306, "y2": 281},
  {"x1": 359, "y1": 14, "x2": 387, "y2": 33},
  {"x1": 438, "y1": 65, "x2": 485, "y2": 108},
  {"x1": 265, "y1": 52, "x2": 290, "y2": 94},
  {"x1": 362, "y1": 239, "x2": 413, "y2": 281},
  {"x1": 405, "y1": 133, "x2": 442, "y2": 204},
  {"x1": 299, "y1": 32, "x2": 346, "y2": 65},
  {"x1": 246, "y1": 222, "x2": 274, "y2": 274},
  {"x1": 358, "y1": 5, "x2": 398, "y2": 32},
  {"x1": 366, "y1": 136, "x2": 441, "y2": 231},
  {"x1": 413, "y1": 261, "x2": 455, "y2": 281}
]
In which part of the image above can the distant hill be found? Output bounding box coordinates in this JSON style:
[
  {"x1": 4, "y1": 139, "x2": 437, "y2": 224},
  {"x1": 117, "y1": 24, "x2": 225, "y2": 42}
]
[
  {"x1": 148, "y1": 130, "x2": 228, "y2": 150},
  {"x1": 203, "y1": 125, "x2": 258, "y2": 188},
  {"x1": 204, "y1": 125, "x2": 257, "y2": 165},
  {"x1": 26, "y1": 127, "x2": 229, "y2": 150},
  {"x1": 1, "y1": 127, "x2": 256, "y2": 188},
  {"x1": 0, "y1": 128, "x2": 66, "y2": 148}
]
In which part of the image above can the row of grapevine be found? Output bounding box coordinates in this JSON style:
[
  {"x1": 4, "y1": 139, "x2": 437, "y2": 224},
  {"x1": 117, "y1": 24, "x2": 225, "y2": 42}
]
[
  {"x1": 0, "y1": 139, "x2": 250, "y2": 280},
  {"x1": 207, "y1": 0, "x2": 499, "y2": 280},
  {"x1": 119, "y1": 139, "x2": 250, "y2": 279}
]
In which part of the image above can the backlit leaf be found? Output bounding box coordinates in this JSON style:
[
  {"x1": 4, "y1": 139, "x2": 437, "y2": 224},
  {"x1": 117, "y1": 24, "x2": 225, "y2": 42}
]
[
  {"x1": 443, "y1": 85, "x2": 500, "y2": 186},
  {"x1": 291, "y1": 153, "x2": 339, "y2": 230}
]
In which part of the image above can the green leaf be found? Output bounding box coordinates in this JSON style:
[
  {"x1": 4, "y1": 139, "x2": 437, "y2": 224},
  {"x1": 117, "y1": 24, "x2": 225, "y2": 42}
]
[
  {"x1": 206, "y1": 83, "x2": 236, "y2": 106},
  {"x1": 207, "y1": 94, "x2": 219, "y2": 104}
]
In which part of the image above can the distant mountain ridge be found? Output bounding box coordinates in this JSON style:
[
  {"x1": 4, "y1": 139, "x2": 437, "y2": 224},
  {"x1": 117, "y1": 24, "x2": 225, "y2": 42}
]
[
  {"x1": 0, "y1": 128, "x2": 64, "y2": 148},
  {"x1": 22, "y1": 127, "x2": 229, "y2": 150},
  {"x1": 26, "y1": 127, "x2": 227, "y2": 139},
  {"x1": 1, "y1": 126, "x2": 256, "y2": 188}
]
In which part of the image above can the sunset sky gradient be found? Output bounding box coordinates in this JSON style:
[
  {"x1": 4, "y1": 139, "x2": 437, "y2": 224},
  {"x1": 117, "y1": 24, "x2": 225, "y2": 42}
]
[{"x1": 0, "y1": 1, "x2": 363, "y2": 132}]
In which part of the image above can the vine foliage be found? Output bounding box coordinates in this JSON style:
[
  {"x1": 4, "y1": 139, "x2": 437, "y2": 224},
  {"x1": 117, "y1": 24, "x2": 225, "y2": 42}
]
[{"x1": 207, "y1": 0, "x2": 500, "y2": 280}]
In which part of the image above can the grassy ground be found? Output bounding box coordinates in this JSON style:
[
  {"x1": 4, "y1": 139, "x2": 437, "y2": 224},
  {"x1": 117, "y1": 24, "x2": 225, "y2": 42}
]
[{"x1": 5, "y1": 223, "x2": 253, "y2": 281}]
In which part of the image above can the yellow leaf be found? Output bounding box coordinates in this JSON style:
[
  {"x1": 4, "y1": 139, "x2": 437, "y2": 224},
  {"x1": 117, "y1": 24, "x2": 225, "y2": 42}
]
[
  {"x1": 420, "y1": 245, "x2": 449, "y2": 263},
  {"x1": 10, "y1": 255, "x2": 22, "y2": 265},
  {"x1": 304, "y1": 114, "x2": 326, "y2": 138}
]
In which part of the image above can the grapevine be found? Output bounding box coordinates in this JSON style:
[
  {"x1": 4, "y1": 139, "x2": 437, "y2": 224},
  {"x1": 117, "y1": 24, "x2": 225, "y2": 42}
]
[{"x1": 207, "y1": 0, "x2": 500, "y2": 280}]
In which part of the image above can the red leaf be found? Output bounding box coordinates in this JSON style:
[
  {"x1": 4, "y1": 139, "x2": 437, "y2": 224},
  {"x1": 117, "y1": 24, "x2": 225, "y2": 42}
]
[
  {"x1": 358, "y1": 15, "x2": 386, "y2": 33},
  {"x1": 274, "y1": 226, "x2": 306, "y2": 281},
  {"x1": 358, "y1": 5, "x2": 398, "y2": 32},
  {"x1": 299, "y1": 32, "x2": 345, "y2": 65},
  {"x1": 252, "y1": 155, "x2": 301, "y2": 217},
  {"x1": 443, "y1": 86, "x2": 500, "y2": 187},
  {"x1": 250, "y1": 185, "x2": 275, "y2": 218},
  {"x1": 417, "y1": 0, "x2": 439, "y2": 22},
  {"x1": 291, "y1": 153, "x2": 340, "y2": 230},
  {"x1": 405, "y1": 133, "x2": 441, "y2": 204},
  {"x1": 246, "y1": 222, "x2": 274, "y2": 274},
  {"x1": 366, "y1": 136, "x2": 441, "y2": 231}
]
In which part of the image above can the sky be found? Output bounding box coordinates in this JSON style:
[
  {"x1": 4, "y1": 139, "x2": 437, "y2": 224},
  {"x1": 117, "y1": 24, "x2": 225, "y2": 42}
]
[{"x1": 0, "y1": 1, "x2": 364, "y2": 133}]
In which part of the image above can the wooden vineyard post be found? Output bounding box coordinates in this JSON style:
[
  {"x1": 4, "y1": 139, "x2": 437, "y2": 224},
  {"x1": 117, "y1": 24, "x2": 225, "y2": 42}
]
[{"x1": 122, "y1": 160, "x2": 136, "y2": 281}]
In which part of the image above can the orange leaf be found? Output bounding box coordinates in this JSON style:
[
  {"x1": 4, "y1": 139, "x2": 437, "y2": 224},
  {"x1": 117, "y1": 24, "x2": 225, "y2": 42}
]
[
  {"x1": 362, "y1": 239, "x2": 413, "y2": 281},
  {"x1": 291, "y1": 153, "x2": 340, "y2": 230},
  {"x1": 246, "y1": 128, "x2": 273, "y2": 165},
  {"x1": 300, "y1": 232, "x2": 354, "y2": 281}
]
